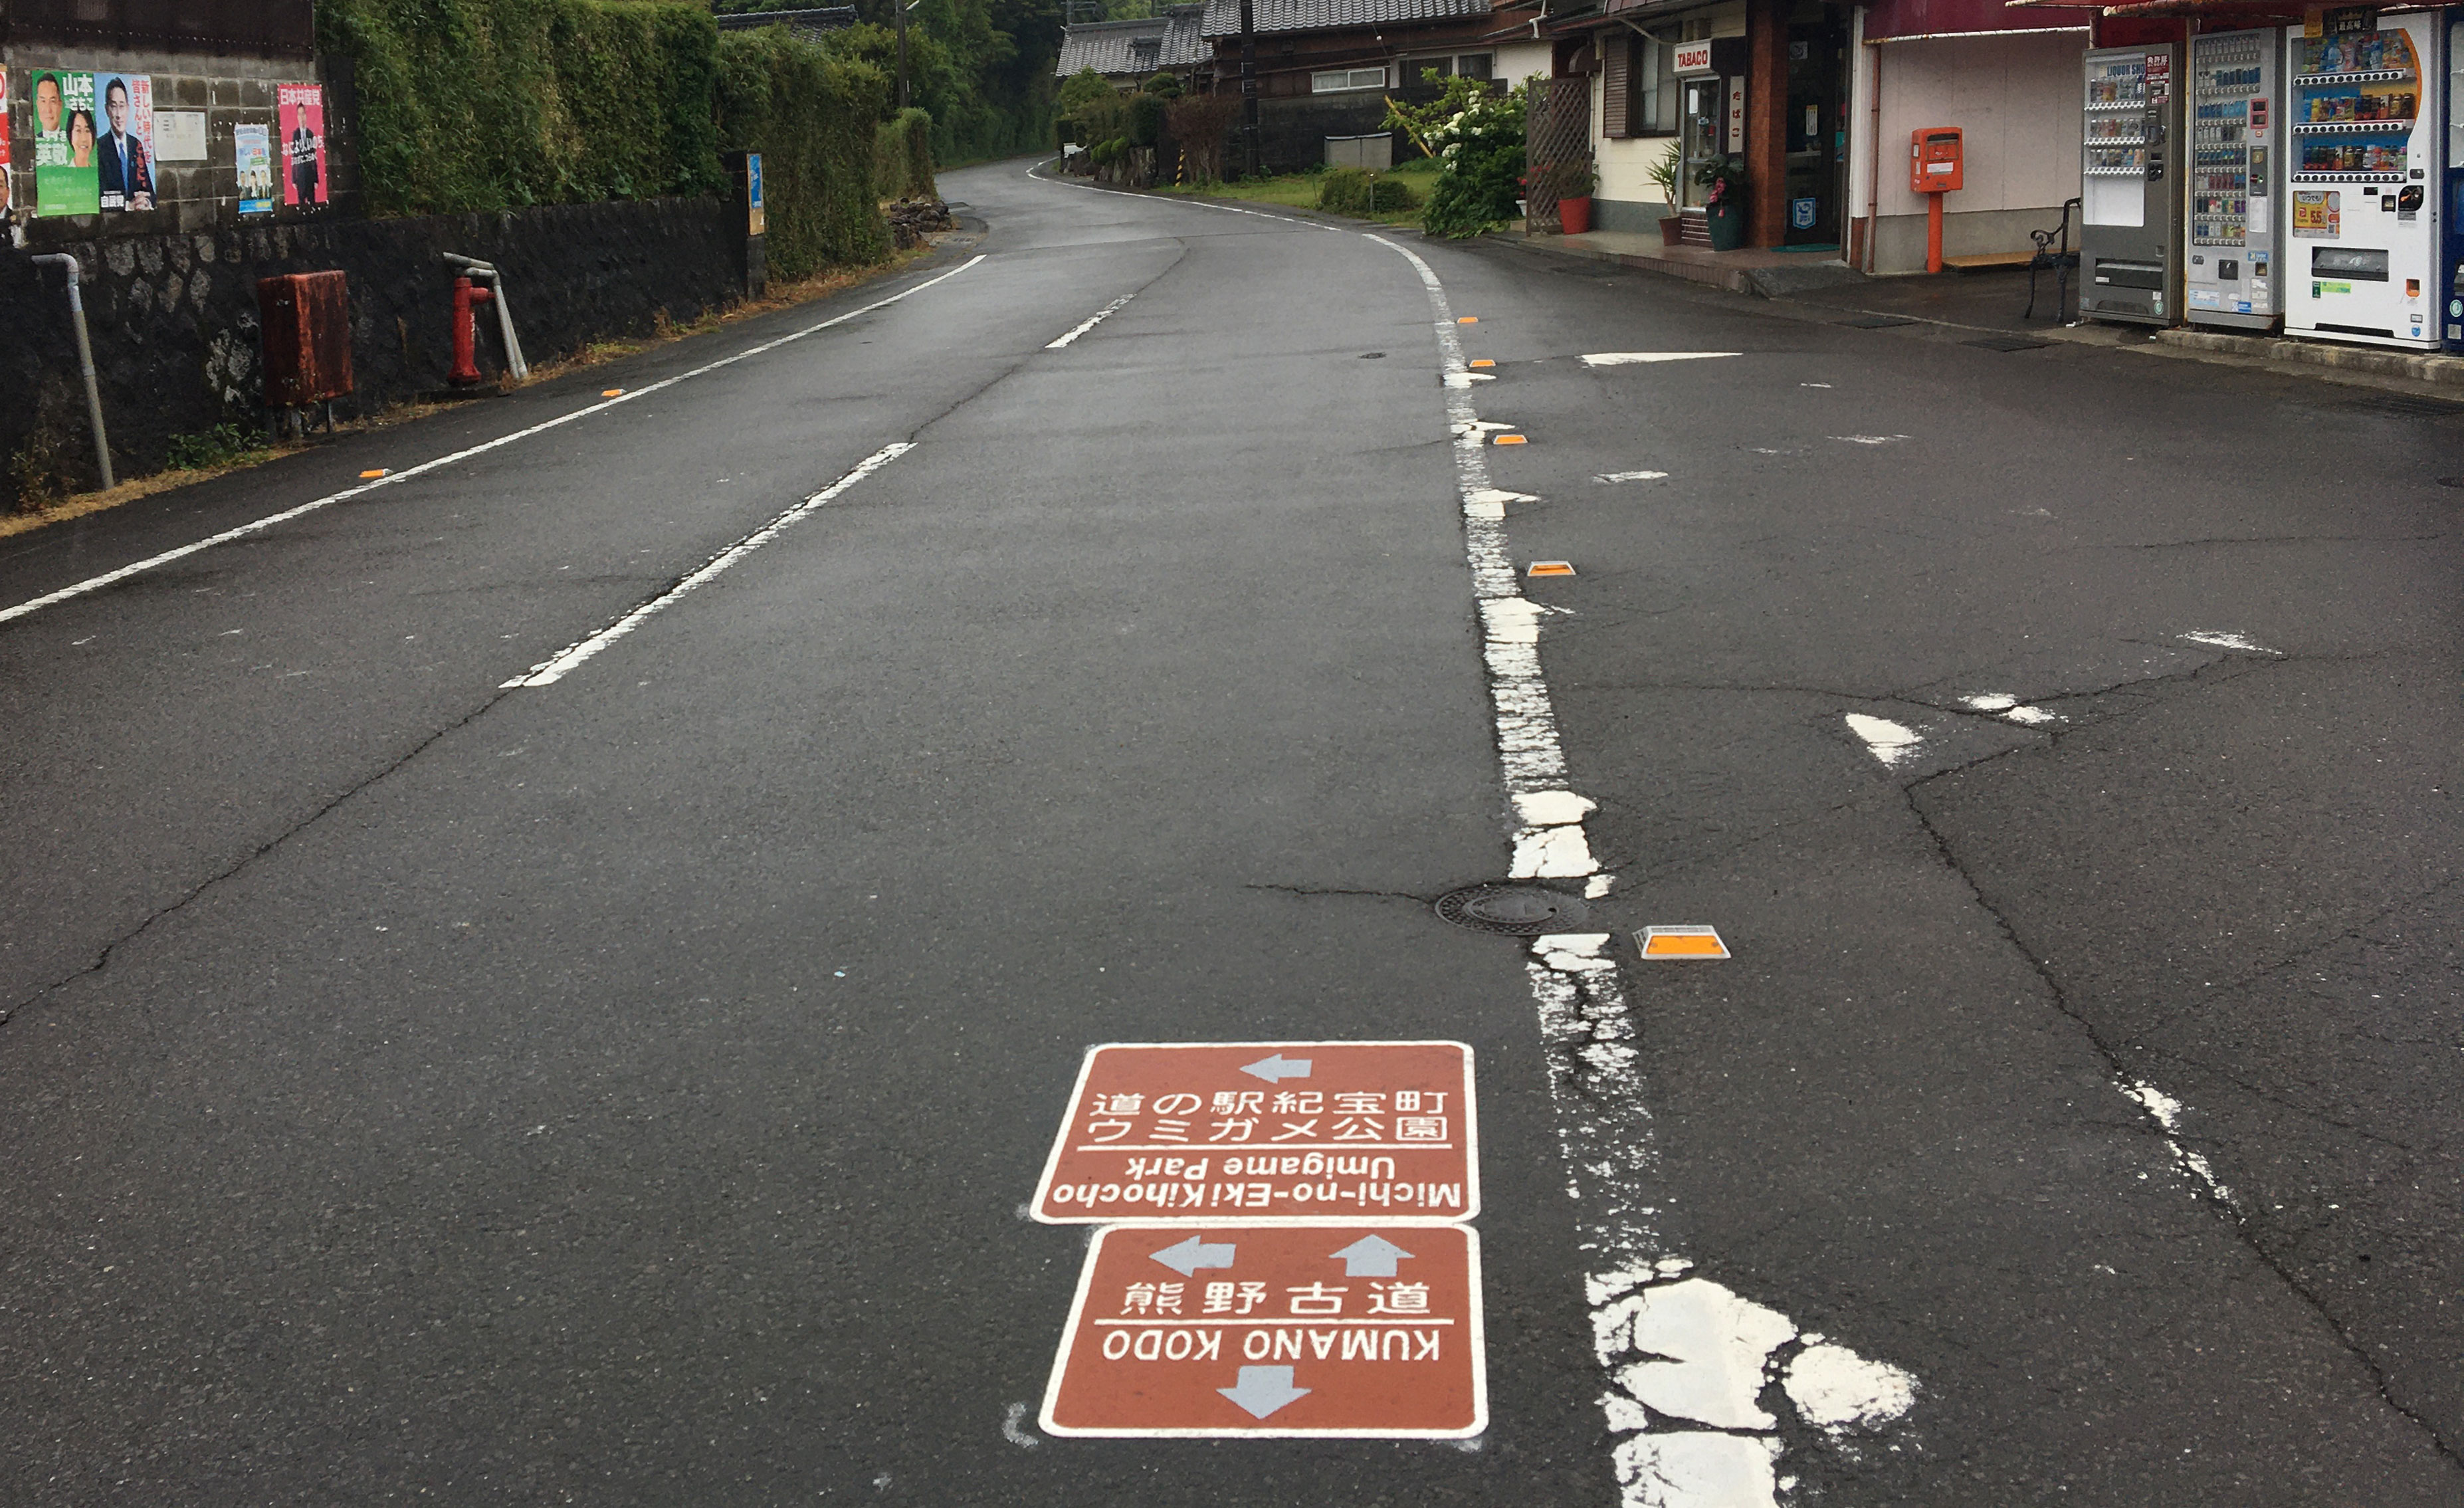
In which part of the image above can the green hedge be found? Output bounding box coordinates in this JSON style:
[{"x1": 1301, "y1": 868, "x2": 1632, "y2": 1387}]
[
  {"x1": 318, "y1": 0, "x2": 725, "y2": 213},
  {"x1": 716, "y1": 27, "x2": 893, "y2": 278},
  {"x1": 320, "y1": 1, "x2": 892, "y2": 280},
  {"x1": 875, "y1": 107, "x2": 938, "y2": 201}
]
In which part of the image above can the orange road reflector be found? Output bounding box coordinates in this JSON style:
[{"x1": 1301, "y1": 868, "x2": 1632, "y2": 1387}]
[
  {"x1": 1457, "y1": 316, "x2": 1479, "y2": 324},
  {"x1": 1639, "y1": 926, "x2": 1729, "y2": 960},
  {"x1": 1526, "y1": 561, "x2": 1574, "y2": 577},
  {"x1": 603, "y1": 388, "x2": 625, "y2": 397},
  {"x1": 1468, "y1": 359, "x2": 1496, "y2": 368},
  {"x1": 358, "y1": 469, "x2": 387, "y2": 479},
  {"x1": 1492, "y1": 434, "x2": 1527, "y2": 446}
]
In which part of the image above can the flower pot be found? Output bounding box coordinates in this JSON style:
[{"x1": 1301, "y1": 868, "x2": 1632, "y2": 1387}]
[
  {"x1": 1558, "y1": 195, "x2": 1593, "y2": 235},
  {"x1": 1706, "y1": 199, "x2": 1746, "y2": 252},
  {"x1": 1659, "y1": 216, "x2": 1683, "y2": 247}
]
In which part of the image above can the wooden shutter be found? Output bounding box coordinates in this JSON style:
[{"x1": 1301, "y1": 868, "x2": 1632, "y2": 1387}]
[{"x1": 1601, "y1": 34, "x2": 1631, "y2": 138}]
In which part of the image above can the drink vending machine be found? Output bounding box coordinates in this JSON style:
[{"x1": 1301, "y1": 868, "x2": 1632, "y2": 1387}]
[
  {"x1": 2082, "y1": 44, "x2": 2184, "y2": 324},
  {"x1": 2445, "y1": 13, "x2": 2464, "y2": 350},
  {"x1": 2286, "y1": 12, "x2": 2442, "y2": 349},
  {"x1": 2186, "y1": 29, "x2": 2282, "y2": 330}
]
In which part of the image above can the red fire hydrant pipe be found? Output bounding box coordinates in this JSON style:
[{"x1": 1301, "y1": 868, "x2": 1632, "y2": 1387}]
[{"x1": 449, "y1": 276, "x2": 495, "y2": 387}]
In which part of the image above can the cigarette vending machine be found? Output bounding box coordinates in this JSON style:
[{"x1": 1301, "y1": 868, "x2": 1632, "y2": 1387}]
[
  {"x1": 2186, "y1": 29, "x2": 2282, "y2": 330},
  {"x1": 2445, "y1": 12, "x2": 2464, "y2": 350},
  {"x1": 2082, "y1": 44, "x2": 2184, "y2": 324},
  {"x1": 2287, "y1": 12, "x2": 2442, "y2": 349}
]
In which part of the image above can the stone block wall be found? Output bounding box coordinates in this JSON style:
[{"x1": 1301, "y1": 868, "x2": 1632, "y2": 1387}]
[{"x1": 1, "y1": 195, "x2": 745, "y2": 509}]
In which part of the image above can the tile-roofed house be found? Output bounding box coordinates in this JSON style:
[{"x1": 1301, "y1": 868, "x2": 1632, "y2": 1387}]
[
  {"x1": 1196, "y1": 0, "x2": 1490, "y2": 37},
  {"x1": 1054, "y1": 8, "x2": 1211, "y2": 80}
]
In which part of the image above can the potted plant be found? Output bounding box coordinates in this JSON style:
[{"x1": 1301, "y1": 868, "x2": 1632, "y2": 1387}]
[
  {"x1": 1648, "y1": 143, "x2": 1683, "y2": 245},
  {"x1": 1547, "y1": 159, "x2": 1598, "y2": 235},
  {"x1": 1695, "y1": 154, "x2": 1747, "y2": 251}
]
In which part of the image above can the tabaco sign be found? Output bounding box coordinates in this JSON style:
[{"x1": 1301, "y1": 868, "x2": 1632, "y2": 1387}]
[
  {"x1": 1031, "y1": 1041, "x2": 1477, "y2": 1225},
  {"x1": 1673, "y1": 42, "x2": 1714, "y2": 76},
  {"x1": 1040, "y1": 1222, "x2": 1485, "y2": 1438}
]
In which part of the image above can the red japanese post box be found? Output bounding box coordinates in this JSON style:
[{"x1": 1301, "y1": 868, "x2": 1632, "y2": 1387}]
[
  {"x1": 257, "y1": 270, "x2": 354, "y2": 407},
  {"x1": 1909, "y1": 128, "x2": 1964, "y2": 193}
]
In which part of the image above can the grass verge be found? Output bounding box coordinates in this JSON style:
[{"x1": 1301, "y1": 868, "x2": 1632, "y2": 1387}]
[{"x1": 1150, "y1": 156, "x2": 1441, "y2": 227}]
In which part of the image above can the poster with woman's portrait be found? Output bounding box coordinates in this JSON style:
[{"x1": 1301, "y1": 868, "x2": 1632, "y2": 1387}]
[
  {"x1": 33, "y1": 68, "x2": 100, "y2": 217},
  {"x1": 278, "y1": 84, "x2": 326, "y2": 207},
  {"x1": 93, "y1": 72, "x2": 155, "y2": 211}
]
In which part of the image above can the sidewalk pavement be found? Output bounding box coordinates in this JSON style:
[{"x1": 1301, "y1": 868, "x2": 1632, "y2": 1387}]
[{"x1": 1499, "y1": 225, "x2": 2464, "y2": 405}]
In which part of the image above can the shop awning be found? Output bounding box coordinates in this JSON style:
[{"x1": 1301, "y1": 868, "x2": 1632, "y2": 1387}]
[{"x1": 1867, "y1": 0, "x2": 2095, "y2": 40}]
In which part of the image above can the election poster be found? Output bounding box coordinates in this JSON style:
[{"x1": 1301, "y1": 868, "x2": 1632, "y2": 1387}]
[
  {"x1": 235, "y1": 123, "x2": 273, "y2": 215},
  {"x1": 94, "y1": 72, "x2": 155, "y2": 211},
  {"x1": 278, "y1": 84, "x2": 326, "y2": 207},
  {"x1": 1, "y1": 67, "x2": 13, "y2": 216},
  {"x1": 32, "y1": 68, "x2": 100, "y2": 217}
]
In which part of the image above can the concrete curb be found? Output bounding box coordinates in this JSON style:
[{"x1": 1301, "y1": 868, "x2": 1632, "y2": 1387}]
[
  {"x1": 1489, "y1": 231, "x2": 1867, "y2": 299},
  {"x1": 2154, "y1": 328, "x2": 2464, "y2": 389}
]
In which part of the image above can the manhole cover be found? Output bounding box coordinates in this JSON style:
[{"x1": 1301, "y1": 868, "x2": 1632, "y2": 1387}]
[
  {"x1": 1360, "y1": 352, "x2": 1386, "y2": 359},
  {"x1": 1831, "y1": 314, "x2": 1916, "y2": 329},
  {"x1": 1964, "y1": 336, "x2": 2049, "y2": 352},
  {"x1": 1435, "y1": 883, "x2": 1591, "y2": 936}
]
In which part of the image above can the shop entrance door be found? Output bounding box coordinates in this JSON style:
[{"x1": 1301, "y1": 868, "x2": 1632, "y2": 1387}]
[
  {"x1": 1784, "y1": 17, "x2": 1850, "y2": 245},
  {"x1": 1681, "y1": 76, "x2": 1724, "y2": 207}
]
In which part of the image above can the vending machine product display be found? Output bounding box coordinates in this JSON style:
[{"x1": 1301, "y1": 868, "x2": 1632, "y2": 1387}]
[
  {"x1": 2445, "y1": 12, "x2": 2464, "y2": 350},
  {"x1": 2186, "y1": 29, "x2": 2281, "y2": 330},
  {"x1": 2082, "y1": 45, "x2": 2184, "y2": 324},
  {"x1": 2286, "y1": 13, "x2": 2441, "y2": 349}
]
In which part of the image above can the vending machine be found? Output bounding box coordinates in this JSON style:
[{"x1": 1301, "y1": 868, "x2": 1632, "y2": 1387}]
[
  {"x1": 2082, "y1": 44, "x2": 2184, "y2": 324},
  {"x1": 2445, "y1": 12, "x2": 2464, "y2": 350},
  {"x1": 2287, "y1": 11, "x2": 2442, "y2": 350},
  {"x1": 2186, "y1": 29, "x2": 2282, "y2": 330}
]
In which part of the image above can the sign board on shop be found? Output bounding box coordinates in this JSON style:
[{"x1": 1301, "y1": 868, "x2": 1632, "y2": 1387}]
[
  {"x1": 1032, "y1": 1041, "x2": 1477, "y2": 1225},
  {"x1": 1673, "y1": 42, "x2": 1714, "y2": 75},
  {"x1": 1039, "y1": 1222, "x2": 1486, "y2": 1438}
]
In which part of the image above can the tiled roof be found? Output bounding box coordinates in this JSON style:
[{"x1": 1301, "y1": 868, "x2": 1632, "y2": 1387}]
[
  {"x1": 1055, "y1": 9, "x2": 1211, "y2": 77},
  {"x1": 1199, "y1": 0, "x2": 1490, "y2": 39}
]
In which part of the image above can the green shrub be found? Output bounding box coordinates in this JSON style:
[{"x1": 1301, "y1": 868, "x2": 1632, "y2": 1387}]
[
  {"x1": 714, "y1": 25, "x2": 892, "y2": 277},
  {"x1": 166, "y1": 423, "x2": 271, "y2": 471},
  {"x1": 1127, "y1": 91, "x2": 1167, "y2": 148},
  {"x1": 318, "y1": 0, "x2": 725, "y2": 214},
  {"x1": 1421, "y1": 85, "x2": 1525, "y2": 238},
  {"x1": 1316, "y1": 167, "x2": 1416, "y2": 217},
  {"x1": 874, "y1": 106, "x2": 938, "y2": 199}
]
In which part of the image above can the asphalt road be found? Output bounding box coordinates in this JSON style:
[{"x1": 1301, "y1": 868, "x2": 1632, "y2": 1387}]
[{"x1": 0, "y1": 160, "x2": 2456, "y2": 1506}]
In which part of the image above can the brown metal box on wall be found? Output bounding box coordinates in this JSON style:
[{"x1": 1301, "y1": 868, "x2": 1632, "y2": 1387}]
[{"x1": 257, "y1": 272, "x2": 354, "y2": 406}]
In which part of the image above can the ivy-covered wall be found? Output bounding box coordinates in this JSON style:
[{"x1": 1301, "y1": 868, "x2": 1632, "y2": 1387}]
[{"x1": 714, "y1": 28, "x2": 891, "y2": 278}]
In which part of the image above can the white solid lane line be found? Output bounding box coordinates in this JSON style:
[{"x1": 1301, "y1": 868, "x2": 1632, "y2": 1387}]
[
  {"x1": 1362, "y1": 229, "x2": 1919, "y2": 1505},
  {"x1": 500, "y1": 444, "x2": 912, "y2": 689},
  {"x1": 1046, "y1": 293, "x2": 1134, "y2": 349},
  {"x1": 0, "y1": 256, "x2": 988, "y2": 631}
]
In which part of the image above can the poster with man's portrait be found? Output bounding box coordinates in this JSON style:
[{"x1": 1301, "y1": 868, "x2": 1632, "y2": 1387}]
[
  {"x1": 278, "y1": 84, "x2": 326, "y2": 207},
  {"x1": 32, "y1": 68, "x2": 100, "y2": 217},
  {"x1": 94, "y1": 72, "x2": 155, "y2": 211}
]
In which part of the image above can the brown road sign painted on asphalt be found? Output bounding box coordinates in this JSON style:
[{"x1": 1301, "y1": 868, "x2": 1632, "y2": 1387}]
[
  {"x1": 1032, "y1": 1041, "x2": 1477, "y2": 1225},
  {"x1": 1040, "y1": 1222, "x2": 1486, "y2": 1438}
]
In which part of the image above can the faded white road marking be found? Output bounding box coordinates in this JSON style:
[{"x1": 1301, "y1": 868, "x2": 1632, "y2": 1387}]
[
  {"x1": 1046, "y1": 293, "x2": 1132, "y2": 349},
  {"x1": 500, "y1": 444, "x2": 912, "y2": 688},
  {"x1": 1594, "y1": 471, "x2": 1670, "y2": 484},
  {"x1": 1001, "y1": 1401, "x2": 1041, "y2": 1448},
  {"x1": 1366, "y1": 229, "x2": 1918, "y2": 1504},
  {"x1": 1961, "y1": 693, "x2": 2017, "y2": 712},
  {"x1": 2002, "y1": 704, "x2": 2059, "y2": 725},
  {"x1": 1443, "y1": 370, "x2": 1498, "y2": 388},
  {"x1": 2179, "y1": 629, "x2": 2277, "y2": 654},
  {"x1": 2125, "y1": 1080, "x2": 2235, "y2": 1205},
  {"x1": 1845, "y1": 712, "x2": 1921, "y2": 766},
  {"x1": 1582, "y1": 352, "x2": 1740, "y2": 366},
  {"x1": 1784, "y1": 1343, "x2": 1920, "y2": 1436},
  {"x1": 1830, "y1": 434, "x2": 1909, "y2": 445},
  {"x1": 0, "y1": 257, "x2": 986, "y2": 629},
  {"x1": 1964, "y1": 693, "x2": 2060, "y2": 726}
]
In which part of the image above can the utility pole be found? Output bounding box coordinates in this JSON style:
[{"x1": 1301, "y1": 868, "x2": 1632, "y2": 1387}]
[
  {"x1": 897, "y1": 0, "x2": 910, "y2": 113},
  {"x1": 1239, "y1": 0, "x2": 1259, "y2": 178}
]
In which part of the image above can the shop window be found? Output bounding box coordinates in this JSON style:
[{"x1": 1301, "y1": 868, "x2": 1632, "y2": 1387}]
[{"x1": 1312, "y1": 67, "x2": 1390, "y2": 93}]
